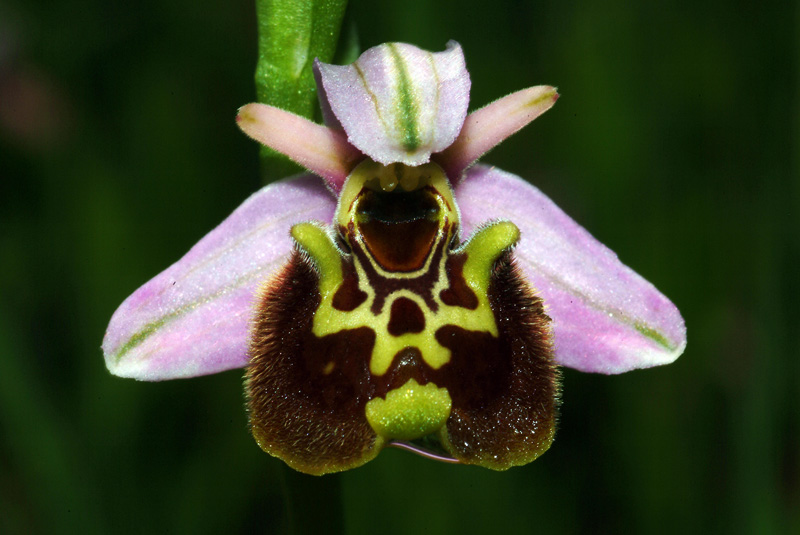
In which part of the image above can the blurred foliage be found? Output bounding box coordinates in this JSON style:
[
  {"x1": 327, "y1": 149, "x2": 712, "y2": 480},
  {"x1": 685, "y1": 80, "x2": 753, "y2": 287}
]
[{"x1": 0, "y1": 0, "x2": 797, "y2": 533}]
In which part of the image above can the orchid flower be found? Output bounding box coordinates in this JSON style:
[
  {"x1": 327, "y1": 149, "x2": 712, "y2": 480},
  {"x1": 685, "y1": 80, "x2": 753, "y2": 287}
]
[{"x1": 102, "y1": 42, "x2": 686, "y2": 475}]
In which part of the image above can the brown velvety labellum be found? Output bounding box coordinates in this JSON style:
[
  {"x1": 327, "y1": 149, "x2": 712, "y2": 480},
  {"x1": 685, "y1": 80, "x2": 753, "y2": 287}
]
[
  {"x1": 438, "y1": 254, "x2": 559, "y2": 469},
  {"x1": 248, "y1": 161, "x2": 559, "y2": 473},
  {"x1": 246, "y1": 252, "x2": 381, "y2": 475},
  {"x1": 248, "y1": 240, "x2": 558, "y2": 473}
]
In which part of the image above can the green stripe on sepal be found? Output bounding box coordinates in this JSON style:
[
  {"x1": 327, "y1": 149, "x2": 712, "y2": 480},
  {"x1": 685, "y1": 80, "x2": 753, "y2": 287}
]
[
  {"x1": 635, "y1": 323, "x2": 678, "y2": 352},
  {"x1": 387, "y1": 43, "x2": 422, "y2": 152}
]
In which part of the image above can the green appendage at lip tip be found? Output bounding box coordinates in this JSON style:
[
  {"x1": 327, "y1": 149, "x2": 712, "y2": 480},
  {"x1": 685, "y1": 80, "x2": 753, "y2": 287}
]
[
  {"x1": 386, "y1": 44, "x2": 421, "y2": 153},
  {"x1": 365, "y1": 379, "x2": 452, "y2": 440}
]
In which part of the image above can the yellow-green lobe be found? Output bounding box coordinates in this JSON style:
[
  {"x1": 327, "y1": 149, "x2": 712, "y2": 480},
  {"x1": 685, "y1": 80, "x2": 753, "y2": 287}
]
[
  {"x1": 460, "y1": 221, "x2": 521, "y2": 295},
  {"x1": 365, "y1": 379, "x2": 452, "y2": 440},
  {"x1": 291, "y1": 223, "x2": 343, "y2": 298}
]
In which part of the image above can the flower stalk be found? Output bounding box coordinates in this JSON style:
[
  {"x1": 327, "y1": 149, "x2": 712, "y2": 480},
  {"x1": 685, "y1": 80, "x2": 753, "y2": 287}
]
[{"x1": 254, "y1": 0, "x2": 348, "y2": 179}]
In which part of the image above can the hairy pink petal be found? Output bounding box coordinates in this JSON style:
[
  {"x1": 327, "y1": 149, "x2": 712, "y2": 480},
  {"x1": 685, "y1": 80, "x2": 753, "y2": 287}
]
[
  {"x1": 456, "y1": 165, "x2": 686, "y2": 374},
  {"x1": 438, "y1": 86, "x2": 559, "y2": 181},
  {"x1": 317, "y1": 41, "x2": 470, "y2": 166},
  {"x1": 102, "y1": 175, "x2": 336, "y2": 380},
  {"x1": 236, "y1": 103, "x2": 361, "y2": 192}
]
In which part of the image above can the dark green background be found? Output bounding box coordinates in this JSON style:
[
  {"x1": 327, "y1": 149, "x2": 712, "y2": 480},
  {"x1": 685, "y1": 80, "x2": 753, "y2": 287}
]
[{"x1": 1, "y1": 0, "x2": 797, "y2": 533}]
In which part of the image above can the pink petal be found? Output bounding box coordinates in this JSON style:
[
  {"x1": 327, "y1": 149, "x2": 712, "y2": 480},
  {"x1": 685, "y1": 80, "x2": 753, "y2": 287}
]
[
  {"x1": 236, "y1": 103, "x2": 361, "y2": 192},
  {"x1": 455, "y1": 165, "x2": 686, "y2": 374},
  {"x1": 438, "y1": 86, "x2": 559, "y2": 181},
  {"x1": 102, "y1": 175, "x2": 336, "y2": 380},
  {"x1": 316, "y1": 41, "x2": 470, "y2": 166}
]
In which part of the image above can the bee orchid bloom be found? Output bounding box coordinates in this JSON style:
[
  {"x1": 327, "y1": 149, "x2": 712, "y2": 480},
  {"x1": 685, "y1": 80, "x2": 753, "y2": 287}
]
[{"x1": 103, "y1": 42, "x2": 686, "y2": 475}]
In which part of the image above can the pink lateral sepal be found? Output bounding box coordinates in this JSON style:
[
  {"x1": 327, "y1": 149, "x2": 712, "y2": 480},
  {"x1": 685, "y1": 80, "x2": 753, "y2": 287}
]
[
  {"x1": 455, "y1": 165, "x2": 686, "y2": 374},
  {"x1": 102, "y1": 175, "x2": 336, "y2": 380}
]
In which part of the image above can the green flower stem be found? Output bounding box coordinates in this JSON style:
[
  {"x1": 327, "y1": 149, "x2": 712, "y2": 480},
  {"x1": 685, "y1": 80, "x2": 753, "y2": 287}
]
[
  {"x1": 253, "y1": 1, "x2": 348, "y2": 529},
  {"x1": 255, "y1": 0, "x2": 349, "y2": 182}
]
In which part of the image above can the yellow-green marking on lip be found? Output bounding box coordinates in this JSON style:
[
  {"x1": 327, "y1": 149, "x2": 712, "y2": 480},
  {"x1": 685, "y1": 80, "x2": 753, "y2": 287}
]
[{"x1": 365, "y1": 379, "x2": 452, "y2": 440}]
